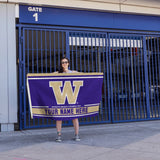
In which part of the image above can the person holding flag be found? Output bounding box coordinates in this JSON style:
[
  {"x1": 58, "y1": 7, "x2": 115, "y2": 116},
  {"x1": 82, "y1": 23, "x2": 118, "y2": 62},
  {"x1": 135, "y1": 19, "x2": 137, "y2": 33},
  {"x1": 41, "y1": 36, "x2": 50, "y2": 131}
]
[{"x1": 55, "y1": 57, "x2": 80, "y2": 142}]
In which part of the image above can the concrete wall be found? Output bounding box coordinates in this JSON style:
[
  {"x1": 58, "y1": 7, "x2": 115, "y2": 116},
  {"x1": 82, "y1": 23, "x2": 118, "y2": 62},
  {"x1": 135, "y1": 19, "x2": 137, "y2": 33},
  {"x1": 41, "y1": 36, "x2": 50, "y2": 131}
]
[
  {"x1": 2, "y1": 0, "x2": 160, "y2": 16},
  {"x1": 0, "y1": 3, "x2": 17, "y2": 131}
]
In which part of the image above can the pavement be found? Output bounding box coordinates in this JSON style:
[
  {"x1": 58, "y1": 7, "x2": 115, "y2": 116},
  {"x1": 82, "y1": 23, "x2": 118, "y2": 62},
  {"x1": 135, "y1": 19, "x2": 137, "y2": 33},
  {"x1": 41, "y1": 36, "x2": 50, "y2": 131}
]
[{"x1": 1, "y1": 120, "x2": 160, "y2": 160}]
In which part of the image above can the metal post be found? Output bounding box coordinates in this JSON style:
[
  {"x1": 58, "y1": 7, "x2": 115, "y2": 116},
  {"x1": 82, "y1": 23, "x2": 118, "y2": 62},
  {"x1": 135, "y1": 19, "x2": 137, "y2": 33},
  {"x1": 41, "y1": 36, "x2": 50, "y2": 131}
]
[{"x1": 143, "y1": 36, "x2": 150, "y2": 118}]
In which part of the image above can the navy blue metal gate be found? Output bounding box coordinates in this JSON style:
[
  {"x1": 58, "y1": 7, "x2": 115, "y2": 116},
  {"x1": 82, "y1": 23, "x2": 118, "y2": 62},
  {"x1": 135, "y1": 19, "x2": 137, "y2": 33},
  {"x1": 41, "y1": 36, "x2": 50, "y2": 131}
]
[
  {"x1": 18, "y1": 26, "x2": 111, "y2": 129},
  {"x1": 69, "y1": 31, "x2": 110, "y2": 124},
  {"x1": 108, "y1": 34, "x2": 149, "y2": 122},
  {"x1": 18, "y1": 24, "x2": 160, "y2": 129},
  {"x1": 108, "y1": 34, "x2": 160, "y2": 122}
]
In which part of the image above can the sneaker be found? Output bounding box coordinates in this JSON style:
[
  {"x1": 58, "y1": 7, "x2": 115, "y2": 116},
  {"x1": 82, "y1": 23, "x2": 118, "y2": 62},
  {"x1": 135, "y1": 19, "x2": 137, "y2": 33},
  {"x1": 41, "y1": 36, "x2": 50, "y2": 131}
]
[
  {"x1": 55, "y1": 135, "x2": 62, "y2": 142},
  {"x1": 74, "y1": 135, "x2": 80, "y2": 141}
]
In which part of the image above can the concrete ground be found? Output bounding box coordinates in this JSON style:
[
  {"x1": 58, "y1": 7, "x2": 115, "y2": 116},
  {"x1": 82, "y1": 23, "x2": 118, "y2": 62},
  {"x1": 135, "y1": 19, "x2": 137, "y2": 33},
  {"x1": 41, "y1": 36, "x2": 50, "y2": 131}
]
[{"x1": 1, "y1": 120, "x2": 160, "y2": 160}]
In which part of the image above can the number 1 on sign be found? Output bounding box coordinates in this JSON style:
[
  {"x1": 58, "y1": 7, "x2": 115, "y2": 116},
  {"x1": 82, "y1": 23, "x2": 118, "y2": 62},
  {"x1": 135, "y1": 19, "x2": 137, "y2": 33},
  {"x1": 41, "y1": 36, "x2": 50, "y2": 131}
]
[{"x1": 33, "y1": 13, "x2": 38, "y2": 21}]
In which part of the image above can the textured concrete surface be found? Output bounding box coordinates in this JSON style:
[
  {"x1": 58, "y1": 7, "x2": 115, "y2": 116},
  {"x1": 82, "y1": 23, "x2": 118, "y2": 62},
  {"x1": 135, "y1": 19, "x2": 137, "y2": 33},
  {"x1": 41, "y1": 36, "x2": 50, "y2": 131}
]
[{"x1": 1, "y1": 120, "x2": 160, "y2": 160}]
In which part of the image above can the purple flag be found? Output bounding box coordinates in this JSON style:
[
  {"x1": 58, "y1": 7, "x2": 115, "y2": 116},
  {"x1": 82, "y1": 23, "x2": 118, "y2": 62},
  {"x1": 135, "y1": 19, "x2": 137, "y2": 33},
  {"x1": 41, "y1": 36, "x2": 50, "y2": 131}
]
[{"x1": 27, "y1": 72, "x2": 103, "y2": 120}]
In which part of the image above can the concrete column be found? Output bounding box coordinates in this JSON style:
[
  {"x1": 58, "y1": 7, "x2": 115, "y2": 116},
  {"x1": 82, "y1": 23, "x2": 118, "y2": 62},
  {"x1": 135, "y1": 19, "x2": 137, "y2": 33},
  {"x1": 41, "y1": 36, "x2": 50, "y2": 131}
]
[{"x1": 0, "y1": 3, "x2": 17, "y2": 131}]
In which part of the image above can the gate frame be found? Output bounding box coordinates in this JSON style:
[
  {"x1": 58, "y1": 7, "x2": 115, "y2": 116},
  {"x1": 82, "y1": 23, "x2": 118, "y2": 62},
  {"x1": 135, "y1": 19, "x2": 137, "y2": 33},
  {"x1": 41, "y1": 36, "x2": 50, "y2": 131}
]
[{"x1": 17, "y1": 23, "x2": 160, "y2": 130}]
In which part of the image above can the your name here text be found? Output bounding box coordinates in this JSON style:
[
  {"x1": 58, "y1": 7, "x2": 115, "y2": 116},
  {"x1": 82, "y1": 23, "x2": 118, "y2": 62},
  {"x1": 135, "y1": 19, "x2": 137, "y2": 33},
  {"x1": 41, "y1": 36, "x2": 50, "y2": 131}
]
[{"x1": 45, "y1": 107, "x2": 88, "y2": 115}]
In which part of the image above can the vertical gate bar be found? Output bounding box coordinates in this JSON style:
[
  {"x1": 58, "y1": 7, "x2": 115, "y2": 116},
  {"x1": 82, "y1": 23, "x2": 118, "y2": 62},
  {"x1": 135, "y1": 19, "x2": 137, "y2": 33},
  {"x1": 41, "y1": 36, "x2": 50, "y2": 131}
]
[
  {"x1": 36, "y1": 30, "x2": 40, "y2": 126},
  {"x1": 137, "y1": 37, "x2": 142, "y2": 118},
  {"x1": 156, "y1": 37, "x2": 160, "y2": 116},
  {"x1": 153, "y1": 36, "x2": 159, "y2": 117},
  {"x1": 87, "y1": 33, "x2": 91, "y2": 122},
  {"x1": 58, "y1": 32, "x2": 60, "y2": 65},
  {"x1": 82, "y1": 33, "x2": 87, "y2": 122},
  {"x1": 49, "y1": 31, "x2": 52, "y2": 72},
  {"x1": 150, "y1": 37, "x2": 155, "y2": 117},
  {"x1": 146, "y1": 37, "x2": 150, "y2": 116},
  {"x1": 94, "y1": 34, "x2": 97, "y2": 72},
  {"x1": 98, "y1": 34, "x2": 101, "y2": 73},
  {"x1": 143, "y1": 36, "x2": 150, "y2": 118},
  {"x1": 72, "y1": 33, "x2": 75, "y2": 71},
  {"x1": 136, "y1": 37, "x2": 143, "y2": 118},
  {"x1": 126, "y1": 38, "x2": 132, "y2": 120},
  {"x1": 23, "y1": 28, "x2": 27, "y2": 128},
  {"x1": 87, "y1": 33, "x2": 90, "y2": 73},
  {"x1": 150, "y1": 37, "x2": 155, "y2": 118},
  {"x1": 62, "y1": 31, "x2": 64, "y2": 57},
  {"x1": 41, "y1": 30, "x2": 44, "y2": 125},
  {"x1": 27, "y1": 30, "x2": 29, "y2": 74},
  {"x1": 95, "y1": 34, "x2": 98, "y2": 73},
  {"x1": 41, "y1": 30, "x2": 43, "y2": 73},
  {"x1": 75, "y1": 33, "x2": 78, "y2": 71},
  {"x1": 71, "y1": 32, "x2": 74, "y2": 70},
  {"x1": 108, "y1": 34, "x2": 114, "y2": 122},
  {"x1": 71, "y1": 33, "x2": 74, "y2": 70},
  {"x1": 79, "y1": 33, "x2": 82, "y2": 72},
  {"x1": 97, "y1": 33, "x2": 101, "y2": 122},
  {"x1": 99, "y1": 35, "x2": 103, "y2": 121},
  {"x1": 153, "y1": 37, "x2": 157, "y2": 116},
  {"x1": 111, "y1": 35, "x2": 115, "y2": 120},
  {"x1": 115, "y1": 36, "x2": 121, "y2": 120},
  {"x1": 83, "y1": 34, "x2": 86, "y2": 72},
  {"x1": 32, "y1": 30, "x2": 34, "y2": 73},
  {"x1": 105, "y1": 33, "x2": 111, "y2": 121},
  {"x1": 19, "y1": 26, "x2": 23, "y2": 130},
  {"x1": 45, "y1": 30, "x2": 49, "y2": 125},
  {"x1": 132, "y1": 38, "x2": 136, "y2": 118},
  {"x1": 129, "y1": 36, "x2": 136, "y2": 119},
  {"x1": 79, "y1": 33, "x2": 85, "y2": 122},
  {"x1": 136, "y1": 38, "x2": 141, "y2": 119},
  {"x1": 112, "y1": 35, "x2": 118, "y2": 121},
  {"x1": 95, "y1": 34, "x2": 99, "y2": 121},
  {"x1": 122, "y1": 36, "x2": 128, "y2": 120},
  {"x1": 119, "y1": 36, "x2": 125, "y2": 120},
  {"x1": 102, "y1": 34, "x2": 107, "y2": 121},
  {"x1": 66, "y1": 30, "x2": 71, "y2": 131},
  {"x1": 66, "y1": 31, "x2": 70, "y2": 60},
  {"x1": 45, "y1": 30, "x2": 47, "y2": 73},
  {"x1": 27, "y1": 30, "x2": 31, "y2": 127},
  {"x1": 135, "y1": 38, "x2": 141, "y2": 118},
  {"x1": 36, "y1": 30, "x2": 39, "y2": 73},
  {"x1": 32, "y1": 30, "x2": 36, "y2": 126},
  {"x1": 136, "y1": 38, "x2": 140, "y2": 116},
  {"x1": 64, "y1": 31, "x2": 66, "y2": 58},
  {"x1": 141, "y1": 37, "x2": 147, "y2": 118},
  {"x1": 133, "y1": 37, "x2": 139, "y2": 119},
  {"x1": 93, "y1": 33, "x2": 98, "y2": 122},
  {"x1": 113, "y1": 35, "x2": 117, "y2": 121},
  {"x1": 53, "y1": 31, "x2": 56, "y2": 71},
  {"x1": 91, "y1": 33, "x2": 94, "y2": 72},
  {"x1": 73, "y1": 32, "x2": 76, "y2": 70},
  {"x1": 79, "y1": 33, "x2": 84, "y2": 122},
  {"x1": 150, "y1": 36, "x2": 157, "y2": 117}
]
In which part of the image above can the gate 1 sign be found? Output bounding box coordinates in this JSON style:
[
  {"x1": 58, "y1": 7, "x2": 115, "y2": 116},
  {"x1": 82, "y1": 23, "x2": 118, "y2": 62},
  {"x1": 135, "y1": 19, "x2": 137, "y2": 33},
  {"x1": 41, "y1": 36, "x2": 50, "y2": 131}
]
[
  {"x1": 27, "y1": 72, "x2": 103, "y2": 120},
  {"x1": 20, "y1": 5, "x2": 44, "y2": 23},
  {"x1": 19, "y1": 5, "x2": 160, "y2": 31}
]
